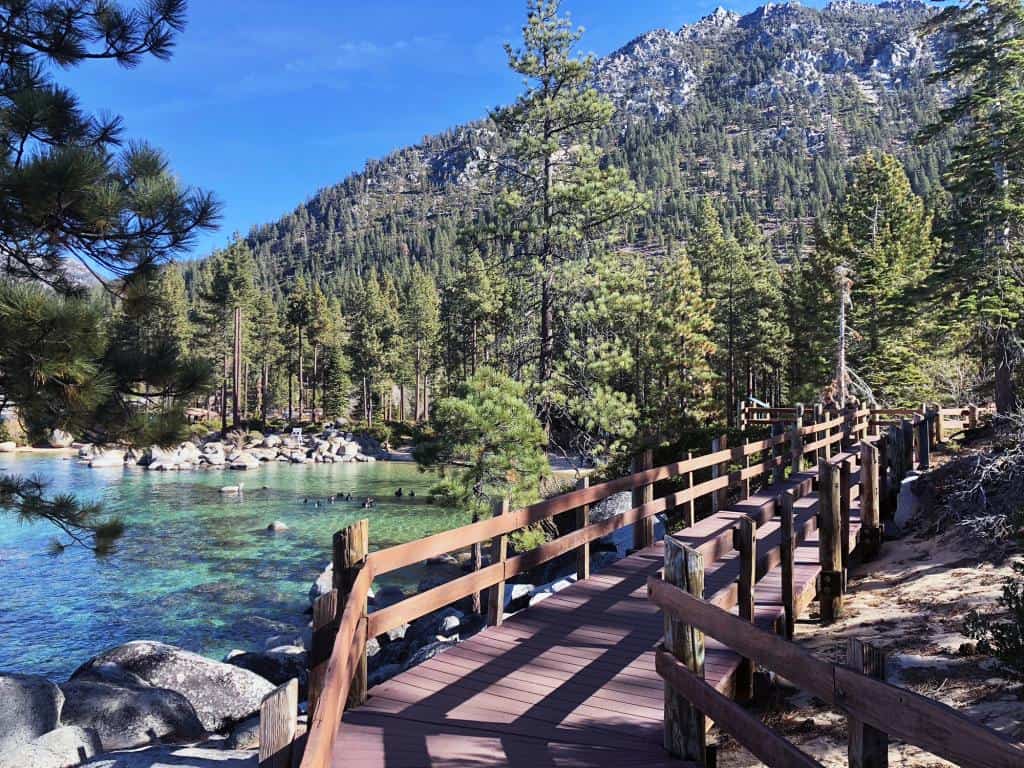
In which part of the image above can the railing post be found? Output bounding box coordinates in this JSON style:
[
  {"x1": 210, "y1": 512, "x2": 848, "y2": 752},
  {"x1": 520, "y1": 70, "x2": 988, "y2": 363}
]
[
  {"x1": 780, "y1": 490, "x2": 796, "y2": 639},
  {"x1": 684, "y1": 451, "x2": 696, "y2": 529},
  {"x1": 790, "y1": 404, "x2": 804, "y2": 474},
  {"x1": 917, "y1": 415, "x2": 931, "y2": 471},
  {"x1": 734, "y1": 517, "x2": 755, "y2": 701},
  {"x1": 877, "y1": 433, "x2": 891, "y2": 520},
  {"x1": 308, "y1": 588, "x2": 339, "y2": 718},
  {"x1": 487, "y1": 497, "x2": 510, "y2": 627},
  {"x1": 968, "y1": 403, "x2": 979, "y2": 430},
  {"x1": 900, "y1": 419, "x2": 914, "y2": 476},
  {"x1": 575, "y1": 477, "x2": 590, "y2": 581},
  {"x1": 258, "y1": 678, "x2": 298, "y2": 768},
  {"x1": 332, "y1": 518, "x2": 368, "y2": 706},
  {"x1": 813, "y1": 403, "x2": 825, "y2": 464},
  {"x1": 934, "y1": 403, "x2": 945, "y2": 444},
  {"x1": 860, "y1": 442, "x2": 882, "y2": 560},
  {"x1": 771, "y1": 422, "x2": 785, "y2": 486},
  {"x1": 470, "y1": 508, "x2": 483, "y2": 614},
  {"x1": 632, "y1": 448, "x2": 655, "y2": 550},
  {"x1": 842, "y1": 403, "x2": 854, "y2": 449},
  {"x1": 661, "y1": 536, "x2": 707, "y2": 762},
  {"x1": 847, "y1": 638, "x2": 889, "y2": 768},
  {"x1": 709, "y1": 435, "x2": 729, "y2": 513},
  {"x1": 818, "y1": 460, "x2": 843, "y2": 625},
  {"x1": 839, "y1": 458, "x2": 851, "y2": 589}
]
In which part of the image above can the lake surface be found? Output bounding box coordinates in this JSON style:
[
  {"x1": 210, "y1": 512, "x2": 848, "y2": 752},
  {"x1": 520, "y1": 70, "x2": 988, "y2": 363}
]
[{"x1": 0, "y1": 453, "x2": 468, "y2": 680}]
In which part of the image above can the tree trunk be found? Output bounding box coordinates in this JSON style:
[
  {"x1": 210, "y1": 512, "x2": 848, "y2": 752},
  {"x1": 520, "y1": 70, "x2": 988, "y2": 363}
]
[
  {"x1": 297, "y1": 327, "x2": 304, "y2": 422},
  {"x1": 995, "y1": 326, "x2": 1015, "y2": 413},
  {"x1": 232, "y1": 306, "x2": 242, "y2": 428},
  {"x1": 220, "y1": 356, "x2": 228, "y2": 435},
  {"x1": 312, "y1": 343, "x2": 318, "y2": 424}
]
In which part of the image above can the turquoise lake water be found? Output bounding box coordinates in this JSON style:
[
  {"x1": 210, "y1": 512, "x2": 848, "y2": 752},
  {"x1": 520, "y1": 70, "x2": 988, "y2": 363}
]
[{"x1": 0, "y1": 453, "x2": 469, "y2": 681}]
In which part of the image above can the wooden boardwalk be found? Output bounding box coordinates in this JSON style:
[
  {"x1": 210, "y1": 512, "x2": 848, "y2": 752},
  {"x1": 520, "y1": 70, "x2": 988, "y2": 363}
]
[{"x1": 330, "y1": 467, "x2": 862, "y2": 767}]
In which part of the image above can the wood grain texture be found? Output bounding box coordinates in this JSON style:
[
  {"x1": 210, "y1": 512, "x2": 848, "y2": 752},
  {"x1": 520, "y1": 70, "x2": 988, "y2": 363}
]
[{"x1": 259, "y1": 678, "x2": 298, "y2": 768}]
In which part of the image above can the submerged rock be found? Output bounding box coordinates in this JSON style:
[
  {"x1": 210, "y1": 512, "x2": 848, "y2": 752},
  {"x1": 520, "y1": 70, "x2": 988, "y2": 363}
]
[
  {"x1": 0, "y1": 673, "x2": 64, "y2": 753},
  {"x1": 71, "y1": 641, "x2": 273, "y2": 733},
  {"x1": 59, "y1": 679, "x2": 205, "y2": 752},
  {"x1": 266, "y1": 520, "x2": 289, "y2": 532}
]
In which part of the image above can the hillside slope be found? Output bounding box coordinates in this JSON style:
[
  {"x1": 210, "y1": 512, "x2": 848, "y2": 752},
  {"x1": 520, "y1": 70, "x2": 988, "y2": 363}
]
[{"x1": 238, "y1": 0, "x2": 950, "y2": 292}]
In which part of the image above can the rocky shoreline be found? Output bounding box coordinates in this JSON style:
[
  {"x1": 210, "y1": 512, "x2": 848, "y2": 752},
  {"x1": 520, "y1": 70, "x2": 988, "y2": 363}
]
[
  {"x1": 0, "y1": 489, "x2": 659, "y2": 768},
  {"x1": 71, "y1": 427, "x2": 389, "y2": 471}
]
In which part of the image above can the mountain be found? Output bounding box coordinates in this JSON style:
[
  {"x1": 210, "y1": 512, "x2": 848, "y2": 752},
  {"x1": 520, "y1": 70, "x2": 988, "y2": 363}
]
[{"x1": 233, "y1": 0, "x2": 950, "y2": 294}]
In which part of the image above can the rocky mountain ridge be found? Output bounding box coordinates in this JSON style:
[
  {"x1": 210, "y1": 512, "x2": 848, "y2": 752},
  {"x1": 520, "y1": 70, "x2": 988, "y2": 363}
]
[{"x1": 228, "y1": 0, "x2": 947, "y2": 290}]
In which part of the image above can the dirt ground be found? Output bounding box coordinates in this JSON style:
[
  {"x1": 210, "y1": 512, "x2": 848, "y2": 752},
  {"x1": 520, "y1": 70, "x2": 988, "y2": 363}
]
[{"x1": 715, "y1": 450, "x2": 1024, "y2": 767}]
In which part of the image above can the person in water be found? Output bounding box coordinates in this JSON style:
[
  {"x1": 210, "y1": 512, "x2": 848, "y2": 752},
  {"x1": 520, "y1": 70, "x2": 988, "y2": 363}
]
[{"x1": 395, "y1": 487, "x2": 403, "y2": 497}]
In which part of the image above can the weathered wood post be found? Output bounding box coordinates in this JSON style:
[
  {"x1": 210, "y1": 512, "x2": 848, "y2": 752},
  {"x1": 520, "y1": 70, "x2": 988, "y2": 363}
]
[
  {"x1": 684, "y1": 451, "x2": 696, "y2": 529},
  {"x1": 771, "y1": 421, "x2": 786, "y2": 486},
  {"x1": 632, "y1": 448, "x2": 655, "y2": 550},
  {"x1": 847, "y1": 638, "x2": 889, "y2": 768},
  {"x1": 818, "y1": 460, "x2": 843, "y2": 624},
  {"x1": 332, "y1": 518, "x2": 368, "y2": 706},
  {"x1": 258, "y1": 678, "x2": 298, "y2": 768},
  {"x1": 734, "y1": 516, "x2": 755, "y2": 700},
  {"x1": 934, "y1": 404, "x2": 946, "y2": 444},
  {"x1": 839, "y1": 458, "x2": 851, "y2": 588},
  {"x1": 900, "y1": 419, "x2": 914, "y2": 475},
  {"x1": 917, "y1": 414, "x2": 931, "y2": 471},
  {"x1": 877, "y1": 433, "x2": 891, "y2": 521},
  {"x1": 661, "y1": 536, "x2": 707, "y2": 762},
  {"x1": 860, "y1": 442, "x2": 882, "y2": 560},
  {"x1": 868, "y1": 407, "x2": 878, "y2": 438},
  {"x1": 471, "y1": 520, "x2": 482, "y2": 615},
  {"x1": 308, "y1": 588, "x2": 339, "y2": 718},
  {"x1": 968, "y1": 403, "x2": 979, "y2": 430},
  {"x1": 842, "y1": 403, "x2": 855, "y2": 449},
  {"x1": 813, "y1": 403, "x2": 825, "y2": 465},
  {"x1": 780, "y1": 490, "x2": 796, "y2": 639},
  {"x1": 575, "y1": 476, "x2": 590, "y2": 581},
  {"x1": 487, "y1": 497, "x2": 510, "y2": 627},
  {"x1": 790, "y1": 404, "x2": 804, "y2": 474},
  {"x1": 709, "y1": 435, "x2": 729, "y2": 514}
]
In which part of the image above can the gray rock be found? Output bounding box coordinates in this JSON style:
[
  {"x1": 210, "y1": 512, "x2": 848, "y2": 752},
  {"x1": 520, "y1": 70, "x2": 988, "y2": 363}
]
[
  {"x1": 89, "y1": 449, "x2": 125, "y2": 468},
  {"x1": 265, "y1": 521, "x2": 288, "y2": 533},
  {"x1": 60, "y1": 679, "x2": 205, "y2": 751},
  {"x1": 48, "y1": 429, "x2": 74, "y2": 449},
  {"x1": 372, "y1": 586, "x2": 406, "y2": 610},
  {"x1": 224, "y1": 715, "x2": 260, "y2": 750},
  {"x1": 405, "y1": 639, "x2": 458, "y2": 669},
  {"x1": 408, "y1": 607, "x2": 463, "y2": 645},
  {"x1": 0, "y1": 726, "x2": 102, "y2": 768},
  {"x1": 262, "y1": 627, "x2": 310, "y2": 652},
  {"x1": 504, "y1": 583, "x2": 534, "y2": 612},
  {"x1": 71, "y1": 641, "x2": 274, "y2": 733},
  {"x1": 308, "y1": 563, "x2": 332, "y2": 605},
  {"x1": 226, "y1": 650, "x2": 308, "y2": 698},
  {"x1": 0, "y1": 673, "x2": 64, "y2": 753},
  {"x1": 229, "y1": 452, "x2": 260, "y2": 471},
  {"x1": 0, "y1": 440, "x2": 16, "y2": 452},
  {"x1": 80, "y1": 744, "x2": 258, "y2": 767}
]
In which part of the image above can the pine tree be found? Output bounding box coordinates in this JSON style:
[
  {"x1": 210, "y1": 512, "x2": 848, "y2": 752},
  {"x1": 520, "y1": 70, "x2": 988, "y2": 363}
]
[
  {"x1": 813, "y1": 153, "x2": 939, "y2": 404},
  {"x1": 0, "y1": 2, "x2": 218, "y2": 546},
  {"x1": 403, "y1": 266, "x2": 441, "y2": 421},
  {"x1": 923, "y1": 0, "x2": 1024, "y2": 411},
  {"x1": 481, "y1": 0, "x2": 648, "y2": 429},
  {"x1": 196, "y1": 238, "x2": 257, "y2": 430},
  {"x1": 250, "y1": 290, "x2": 284, "y2": 424}
]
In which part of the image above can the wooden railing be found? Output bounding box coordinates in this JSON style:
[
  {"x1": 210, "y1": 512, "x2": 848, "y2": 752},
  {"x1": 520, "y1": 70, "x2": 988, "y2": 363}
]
[
  {"x1": 648, "y1": 560, "x2": 1024, "y2": 768},
  {"x1": 291, "y1": 403, "x2": 959, "y2": 768}
]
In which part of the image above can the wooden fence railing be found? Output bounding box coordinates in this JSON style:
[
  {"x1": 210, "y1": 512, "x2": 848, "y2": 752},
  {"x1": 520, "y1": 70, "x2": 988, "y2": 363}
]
[
  {"x1": 290, "y1": 403, "x2": 958, "y2": 768},
  {"x1": 648, "y1": 559, "x2": 1024, "y2": 768}
]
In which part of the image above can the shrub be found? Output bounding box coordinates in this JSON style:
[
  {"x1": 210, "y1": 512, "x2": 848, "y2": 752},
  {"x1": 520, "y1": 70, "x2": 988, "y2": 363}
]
[{"x1": 965, "y1": 561, "x2": 1024, "y2": 675}]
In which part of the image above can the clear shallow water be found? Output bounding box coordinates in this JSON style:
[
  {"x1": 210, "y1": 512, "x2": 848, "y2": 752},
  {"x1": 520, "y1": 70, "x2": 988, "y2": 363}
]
[{"x1": 0, "y1": 453, "x2": 468, "y2": 680}]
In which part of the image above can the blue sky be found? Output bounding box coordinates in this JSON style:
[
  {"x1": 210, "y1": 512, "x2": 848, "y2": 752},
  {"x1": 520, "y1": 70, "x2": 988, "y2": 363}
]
[{"x1": 62, "y1": 0, "x2": 849, "y2": 259}]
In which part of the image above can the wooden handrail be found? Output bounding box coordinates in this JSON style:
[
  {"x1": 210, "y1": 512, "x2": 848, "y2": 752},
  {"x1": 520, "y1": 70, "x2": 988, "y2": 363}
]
[
  {"x1": 655, "y1": 649, "x2": 823, "y2": 768},
  {"x1": 648, "y1": 577, "x2": 1024, "y2": 768},
  {"x1": 300, "y1": 565, "x2": 373, "y2": 768}
]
